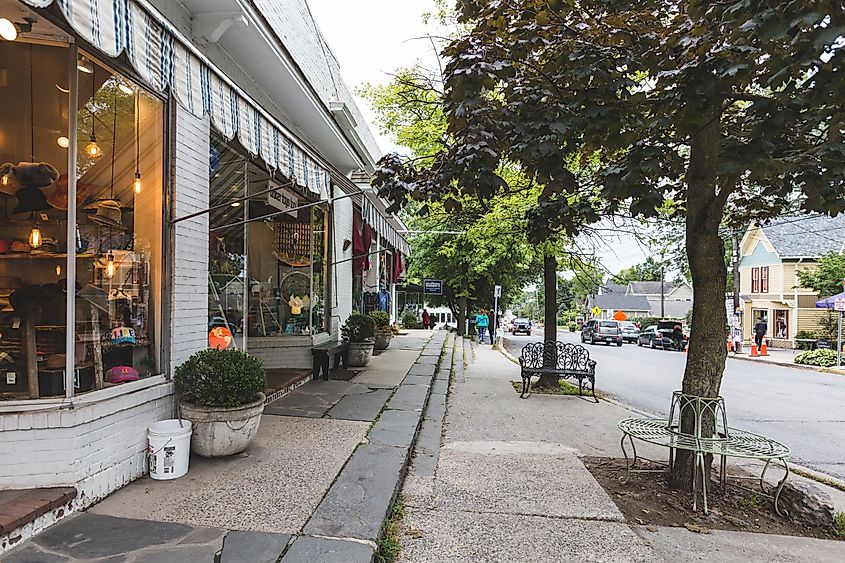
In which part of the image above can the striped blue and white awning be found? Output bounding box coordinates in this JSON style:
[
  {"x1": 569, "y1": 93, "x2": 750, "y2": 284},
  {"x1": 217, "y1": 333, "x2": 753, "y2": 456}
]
[
  {"x1": 361, "y1": 196, "x2": 410, "y2": 256},
  {"x1": 21, "y1": 0, "x2": 330, "y2": 195}
]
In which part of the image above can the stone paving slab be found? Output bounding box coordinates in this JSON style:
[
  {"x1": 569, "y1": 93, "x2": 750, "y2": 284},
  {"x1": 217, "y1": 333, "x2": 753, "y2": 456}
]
[
  {"x1": 402, "y1": 374, "x2": 434, "y2": 387},
  {"x1": 91, "y1": 416, "x2": 368, "y2": 534},
  {"x1": 281, "y1": 536, "x2": 374, "y2": 562},
  {"x1": 433, "y1": 442, "x2": 623, "y2": 520},
  {"x1": 220, "y1": 530, "x2": 291, "y2": 563},
  {"x1": 398, "y1": 508, "x2": 659, "y2": 563},
  {"x1": 325, "y1": 388, "x2": 392, "y2": 421},
  {"x1": 3, "y1": 514, "x2": 224, "y2": 562},
  {"x1": 415, "y1": 355, "x2": 439, "y2": 365},
  {"x1": 388, "y1": 384, "x2": 431, "y2": 412},
  {"x1": 407, "y1": 364, "x2": 436, "y2": 377},
  {"x1": 352, "y1": 349, "x2": 420, "y2": 387},
  {"x1": 303, "y1": 443, "x2": 408, "y2": 542},
  {"x1": 368, "y1": 409, "x2": 423, "y2": 448}
]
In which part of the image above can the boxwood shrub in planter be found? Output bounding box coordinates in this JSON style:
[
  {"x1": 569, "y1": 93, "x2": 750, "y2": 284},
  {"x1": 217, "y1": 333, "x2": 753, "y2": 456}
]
[
  {"x1": 369, "y1": 311, "x2": 393, "y2": 350},
  {"x1": 343, "y1": 313, "x2": 375, "y2": 367},
  {"x1": 175, "y1": 348, "x2": 267, "y2": 457}
]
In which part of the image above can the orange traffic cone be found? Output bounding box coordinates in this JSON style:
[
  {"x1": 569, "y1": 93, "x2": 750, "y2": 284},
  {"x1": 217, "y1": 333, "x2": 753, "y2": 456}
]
[
  {"x1": 760, "y1": 343, "x2": 769, "y2": 356},
  {"x1": 750, "y1": 344, "x2": 758, "y2": 357}
]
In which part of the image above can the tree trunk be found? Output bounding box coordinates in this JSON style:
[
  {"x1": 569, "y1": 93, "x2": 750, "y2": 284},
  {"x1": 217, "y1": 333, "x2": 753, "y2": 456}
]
[
  {"x1": 669, "y1": 106, "x2": 728, "y2": 491},
  {"x1": 537, "y1": 254, "x2": 559, "y2": 388},
  {"x1": 457, "y1": 296, "x2": 467, "y2": 336}
]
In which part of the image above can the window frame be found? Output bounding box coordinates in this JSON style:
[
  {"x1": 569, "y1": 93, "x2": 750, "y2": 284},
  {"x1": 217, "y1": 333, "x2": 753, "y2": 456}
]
[
  {"x1": 751, "y1": 267, "x2": 760, "y2": 293},
  {"x1": 760, "y1": 266, "x2": 769, "y2": 293}
]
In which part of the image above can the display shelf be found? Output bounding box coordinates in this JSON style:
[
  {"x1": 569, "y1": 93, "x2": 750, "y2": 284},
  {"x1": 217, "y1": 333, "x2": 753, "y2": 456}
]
[{"x1": 0, "y1": 253, "x2": 96, "y2": 260}]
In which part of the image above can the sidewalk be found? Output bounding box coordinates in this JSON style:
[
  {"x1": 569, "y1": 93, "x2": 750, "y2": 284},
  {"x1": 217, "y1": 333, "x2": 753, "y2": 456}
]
[
  {"x1": 728, "y1": 347, "x2": 845, "y2": 375},
  {"x1": 397, "y1": 341, "x2": 844, "y2": 562},
  {"x1": 2, "y1": 330, "x2": 450, "y2": 562}
]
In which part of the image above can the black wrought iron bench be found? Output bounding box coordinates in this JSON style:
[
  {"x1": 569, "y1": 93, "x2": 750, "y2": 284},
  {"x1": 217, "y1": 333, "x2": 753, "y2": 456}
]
[
  {"x1": 311, "y1": 341, "x2": 349, "y2": 381},
  {"x1": 518, "y1": 341, "x2": 598, "y2": 402}
]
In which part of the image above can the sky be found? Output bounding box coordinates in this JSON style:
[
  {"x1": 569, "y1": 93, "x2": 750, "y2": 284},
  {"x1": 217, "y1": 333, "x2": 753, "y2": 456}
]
[{"x1": 307, "y1": 0, "x2": 649, "y2": 276}]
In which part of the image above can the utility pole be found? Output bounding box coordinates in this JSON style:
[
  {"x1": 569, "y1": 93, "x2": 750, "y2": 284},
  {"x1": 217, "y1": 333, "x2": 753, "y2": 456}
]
[
  {"x1": 731, "y1": 230, "x2": 741, "y2": 315},
  {"x1": 660, "y1": 248, "x2": 666, "y2": 318}
]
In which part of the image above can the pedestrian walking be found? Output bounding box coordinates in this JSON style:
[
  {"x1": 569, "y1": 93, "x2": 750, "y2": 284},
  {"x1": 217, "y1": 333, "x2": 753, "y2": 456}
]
[
  {"x1": 422, "y1": 309, "x2": 431, "y2": 330},
  {"x1": 487, "y1": 310, "x2": 496, "y2": 344},
  {"x1": 475, "y1": 309, "x2": 489, "y2": 343},
  {"x1": 754, "y1": 316, "x2": 767, "y2": 349}
]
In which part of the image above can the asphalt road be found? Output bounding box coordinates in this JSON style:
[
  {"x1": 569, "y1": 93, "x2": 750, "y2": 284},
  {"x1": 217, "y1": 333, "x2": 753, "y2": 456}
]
[{"x1": 502, "y1": 329, "x2": 845, "y2": 480}]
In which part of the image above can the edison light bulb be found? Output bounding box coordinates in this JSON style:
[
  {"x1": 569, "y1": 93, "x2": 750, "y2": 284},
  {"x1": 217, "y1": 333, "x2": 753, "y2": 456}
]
[
  {"x1": 57, "y1": 136, "x2": 70, "y2": 148},
  {"x1": 86, "y1": 137, "x2": 102, "y2": 158},
  {"x1": 133, "y1": 172, "x2": 142, "y2": 194},
  {"x1": 0, "y1": 18, "x2": 17, "y2": 42},
  {"x1": 56, "y1": 265, "x2": 62, "y2": 276},
  {"x1": 1, "y1": 174, "x2": 7, "y2": 186},
  {"x1": 28, "y1": 225, "x2": 42, "y2": 248},
  {"x1": 106, "y1": 253, "x2": 115, "y2": 279}
]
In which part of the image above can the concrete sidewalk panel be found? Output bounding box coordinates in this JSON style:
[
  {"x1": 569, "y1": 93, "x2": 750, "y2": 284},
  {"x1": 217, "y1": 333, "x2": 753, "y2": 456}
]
[
  {"x1": 303, "y1": 443, "x2": 408, "y2": 541},
  {"x1": 90, "y1": 416, "x2": 367, "y2": 534},
  {"x1": 354, "y1": 349, "x2": 420, "y2": 387},
  {"x1": 434, "y1": 445, "x2": 623, "y2": 520},
  {"x1": 408, "y1": 364, "x2": 436, "y2": 377},
  {"x1": 282, "y1": 536, "x2": 374, "y2": 562},
  {"x1": 638, "y1": 525, "x2": 845, "y2": 563},
  {"x1": 402, "y1": 374, "x2": 434, "y2": 386},
  {"x1": 398, "y1": 508, "x2": 659, "y2": 563}
]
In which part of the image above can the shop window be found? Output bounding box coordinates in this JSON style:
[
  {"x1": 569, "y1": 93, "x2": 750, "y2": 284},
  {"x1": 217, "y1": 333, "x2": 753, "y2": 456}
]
[
  {"x1": 751, "y1": 267, "x2": 760, "y2": 293},
  {"x1": 0, "y1": 23, "x2": 165, "y2": 400},
  {"x1": 73, "y1": 58, "x2": 165, "y2": 394},
  {"x1": 752, "y1": 309, "x2": 769, "y2": 334},
  {"x1": 208, "y1": 133, "x2": 246, "y2": 350},
  {"x1": 774, "y1": 310, "x2": 788, "y2": 339},
  {"x1": 761, "y1": 266, "x2": 769, "y2": 293}
]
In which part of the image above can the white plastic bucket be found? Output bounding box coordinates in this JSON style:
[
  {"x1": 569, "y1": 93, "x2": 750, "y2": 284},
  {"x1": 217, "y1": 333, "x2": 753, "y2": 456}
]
[{"x1": 148, "y1": 419, "x2": 192, "y2": 480}]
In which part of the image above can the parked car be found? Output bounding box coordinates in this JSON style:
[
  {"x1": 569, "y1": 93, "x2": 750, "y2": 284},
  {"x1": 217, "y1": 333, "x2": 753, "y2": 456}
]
[
  {"x1": 637, "y1": 320, "x2": 687, "y2": 350},
  {"x1": 619, "y1": 321, "x2": 640, "y2": 343},
  {"x1": 581, "y1": 319, "x2": 623, "y2": 346},
  {"x1": 512, "y1": 318, "x2": 532, "y2": 336}
]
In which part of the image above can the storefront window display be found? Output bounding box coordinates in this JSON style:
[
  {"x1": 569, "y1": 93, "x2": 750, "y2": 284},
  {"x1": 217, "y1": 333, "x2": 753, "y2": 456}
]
[
  {"x1": 208, "y1": 134, "x2": 247, "y2": 350},
  {"x1": 209, "y1": 136, "x2": 328, "y2": 343},
  {"x1": 0, "y1": 15, "x2": 164, "y2": 400}
]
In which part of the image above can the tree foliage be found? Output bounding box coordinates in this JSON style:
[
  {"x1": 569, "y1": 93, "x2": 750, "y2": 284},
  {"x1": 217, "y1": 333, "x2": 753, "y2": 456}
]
[
  {"x1": 373, "y1": 0, "x2": 845, "y2": 489},
  {"x1": 613, "y1": 257, "x2": 663, "y2": 283},
  {"x1": 797, "y1": 252, "x2": 845, "y2": 298}
]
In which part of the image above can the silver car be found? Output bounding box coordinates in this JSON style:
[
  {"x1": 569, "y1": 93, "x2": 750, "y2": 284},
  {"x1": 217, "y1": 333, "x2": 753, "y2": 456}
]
[{"x1": 619, "y1": 321, "x2": 640, "y2": 343}]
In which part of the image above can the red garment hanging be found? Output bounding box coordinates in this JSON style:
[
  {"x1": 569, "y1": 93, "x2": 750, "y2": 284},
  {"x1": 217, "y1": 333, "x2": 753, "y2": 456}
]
[
  {"x1": 393, "y1": 251, "x2": 404, "y2": 283},
  {"x1": 352, "y1": 216, "x2": 365, "y2": 274},
  {"x1": 361, "y1": 222, "x2": 373, "y2": 270}
]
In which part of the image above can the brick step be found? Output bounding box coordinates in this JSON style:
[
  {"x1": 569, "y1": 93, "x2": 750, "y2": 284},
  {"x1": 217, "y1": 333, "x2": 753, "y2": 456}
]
[{"x1": 0, "y1": 487, "x2": 77, "y2": 536}]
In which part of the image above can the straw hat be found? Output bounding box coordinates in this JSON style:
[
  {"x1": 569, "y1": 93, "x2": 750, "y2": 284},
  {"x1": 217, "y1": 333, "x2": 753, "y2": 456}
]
[
  {"x1": 88, "y1": 199, "x2": 125, "y2": 230},
  {"x1": 46, "y1": 174, "x2": 95, "y2": 210}
]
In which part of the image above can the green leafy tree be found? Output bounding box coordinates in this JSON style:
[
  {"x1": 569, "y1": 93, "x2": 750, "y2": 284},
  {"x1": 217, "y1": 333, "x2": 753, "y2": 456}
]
[
  {"x1": 797, "y1": 252, "x2": 845, "y2": 298},
  {"x1": 374, "y1": 1, "x2": 845, "y2": 490},
  {"x1": 614, "y1": 257, "x2": 663, "y2": 283}
]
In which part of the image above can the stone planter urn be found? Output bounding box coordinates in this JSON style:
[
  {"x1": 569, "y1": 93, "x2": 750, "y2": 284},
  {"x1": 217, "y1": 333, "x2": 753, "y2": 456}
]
[
  {"x1": 180, "y1": 393, "x2": 265, "y2": 457},
  {"x1": 374, "y1": 329, "x2": 392, "y2": 351},
  {"x1": 348, "y1": 340, "x2": 375, "y2": 367}
]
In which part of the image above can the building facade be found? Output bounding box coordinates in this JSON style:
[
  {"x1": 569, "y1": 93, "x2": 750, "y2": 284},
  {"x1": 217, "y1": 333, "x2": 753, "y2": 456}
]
[{"x1": 0, "y1": 0, "x2": 406, "y2": 546}]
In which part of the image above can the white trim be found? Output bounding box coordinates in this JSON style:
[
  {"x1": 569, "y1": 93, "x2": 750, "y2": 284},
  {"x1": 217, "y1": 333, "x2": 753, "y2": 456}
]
[{"x1": 0, "y1": 375, "x2": 168, "y2": 414}]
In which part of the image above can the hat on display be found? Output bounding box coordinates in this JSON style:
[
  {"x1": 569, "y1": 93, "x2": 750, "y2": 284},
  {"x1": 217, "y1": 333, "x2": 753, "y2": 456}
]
[
  {"x1": 110, "y1": 326, "x2": 136, "y2": 345},
  {"x1": 0, "y1": 351, "x2": 14, "y2": 365},
  {"x1": 9, "y1": 239, "x2": 30, "y2": 253},
  {"x1": 0, "y1": 240, "x2": 9, "y2": 254},
  {"x1": 13, "y1": 186, "x2": 51, "y2": 214},
  {"x1": 9, "y1": 285, "x2": 42, "y2": 315},
  {"x1": 46, "y1": 174, "x2": 94, "y2": 210},
  {"x1": 88, "y1": 199, "x2": 125, "y2": 229},
  {"x1": 0, "y1": 161, "x2": 60, "y2": 195},
  {"x1": 107, "y1": 365, "x2": 139, "y2": 383}
]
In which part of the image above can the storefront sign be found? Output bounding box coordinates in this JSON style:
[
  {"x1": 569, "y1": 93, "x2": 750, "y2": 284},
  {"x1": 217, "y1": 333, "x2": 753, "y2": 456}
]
[
  {"x1": 423, "y1": 279, "x2": 444, "y2": 295},
  {"x1": 267, "y1": 182, "x2": 298, "y2": 217},
  {"x1": 835, "y1": 298, "x2": 845, "y2": 312}
]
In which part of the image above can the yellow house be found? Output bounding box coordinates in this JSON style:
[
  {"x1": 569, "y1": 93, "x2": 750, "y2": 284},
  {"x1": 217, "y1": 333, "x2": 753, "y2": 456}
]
[{"x1": 738, "y1": 215, "x2": 845, "y2": 348}]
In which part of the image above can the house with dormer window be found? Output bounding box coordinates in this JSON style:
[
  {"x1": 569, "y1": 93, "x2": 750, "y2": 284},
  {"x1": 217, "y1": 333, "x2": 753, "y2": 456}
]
[{"x1": 738, "y1": 215, "x2": 845, "y2": 347}]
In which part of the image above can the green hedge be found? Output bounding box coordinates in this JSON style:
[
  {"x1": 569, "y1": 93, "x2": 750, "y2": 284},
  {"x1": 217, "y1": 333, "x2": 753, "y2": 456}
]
[
  {"x1": 175, "y1": 348, "x2": 266, "y2": 408},
  {"x1": 794, "y1": 349, "x2": 838, "y2": 368}
]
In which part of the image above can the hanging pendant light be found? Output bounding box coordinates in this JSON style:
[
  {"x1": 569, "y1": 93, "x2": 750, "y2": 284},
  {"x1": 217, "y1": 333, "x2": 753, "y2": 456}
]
[
  {"x1": 133, "y1": 90, "x2": 141, "y2": 194},
  {"x1": 106, "y1": 251, "x2": 115, "y2": 279},
  {"x1": 28, "y1": 213, "x2": 42, "y2": 248},
  {"x1": 86, "y1": 65, "x2": 101, "y2": 158},
  {"x1": 0, "y1": 18, "x2": 17, "y2": 41}
]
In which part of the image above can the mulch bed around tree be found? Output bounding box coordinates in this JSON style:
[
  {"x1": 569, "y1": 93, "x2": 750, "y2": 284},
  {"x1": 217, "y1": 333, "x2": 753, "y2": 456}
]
[{"x1": 582, "y1": 457, "x2": 842, "y2": 541}]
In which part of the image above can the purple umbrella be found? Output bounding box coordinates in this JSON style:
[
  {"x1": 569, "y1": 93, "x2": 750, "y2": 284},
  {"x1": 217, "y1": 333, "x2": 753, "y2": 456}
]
[{"x1": 815, "y1": 291, "x2": 845, "y2": 309}]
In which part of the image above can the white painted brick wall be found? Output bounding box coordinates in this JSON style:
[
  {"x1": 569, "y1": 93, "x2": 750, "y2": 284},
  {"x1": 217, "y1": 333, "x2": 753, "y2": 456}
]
[
  {"x1": 332, "y1": 194, "x2": 353, "y2": 335},
  {"x1": 170, "y1": 107, "x2": 210, "y2": 371},
  {"x1": 0, "y1": 381, "x2": 174, "y2": 495}
]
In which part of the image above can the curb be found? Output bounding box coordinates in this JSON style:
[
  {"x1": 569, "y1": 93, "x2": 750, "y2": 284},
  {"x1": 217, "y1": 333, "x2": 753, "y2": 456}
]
[{"x1": 728, "y1": 353, "x2": 845, "y2": 376}]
